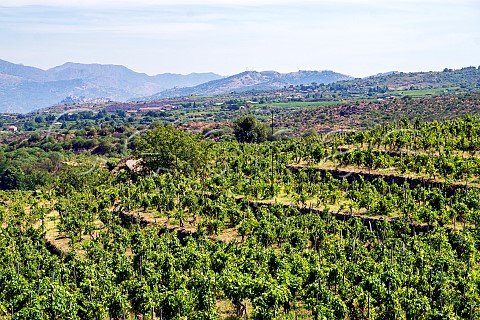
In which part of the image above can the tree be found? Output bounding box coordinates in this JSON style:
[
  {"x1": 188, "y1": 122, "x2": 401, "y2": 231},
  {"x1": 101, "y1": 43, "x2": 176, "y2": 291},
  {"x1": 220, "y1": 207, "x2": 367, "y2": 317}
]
[
  {"x1": 28, "y1": 133, "x2": 40, "y2": 143},
  {"x1": 135, "y1": 125, "x2": 208, "y2": 176},
  {"x1": 0, "y1": 166, "x2": 25, "y2": 190},
  {"x1": 233, "y1": 115, "x2": 267, "y2": 143}
]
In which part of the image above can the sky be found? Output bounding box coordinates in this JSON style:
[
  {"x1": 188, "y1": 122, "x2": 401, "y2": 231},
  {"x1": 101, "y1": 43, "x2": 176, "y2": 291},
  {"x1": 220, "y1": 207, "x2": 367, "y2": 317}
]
[{"x1": 0, "y1": 0, "x2": 479, "y2": 77}]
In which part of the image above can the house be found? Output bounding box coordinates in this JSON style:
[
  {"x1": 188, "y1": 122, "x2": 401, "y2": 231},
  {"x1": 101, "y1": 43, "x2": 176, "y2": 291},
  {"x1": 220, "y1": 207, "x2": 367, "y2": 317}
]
[{"x1": 8, "y1": 125, "x2": 17, "y2": 132}]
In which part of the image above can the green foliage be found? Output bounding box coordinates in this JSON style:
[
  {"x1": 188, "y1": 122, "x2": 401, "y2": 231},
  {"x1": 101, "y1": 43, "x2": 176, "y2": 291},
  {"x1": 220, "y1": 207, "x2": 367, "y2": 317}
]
[
  {"x1": 0, "y1": 166, "x2": 25, "y2": 190},
  {"x1": 233, "y1": 115, "x2": 268, "y2": 143},
  {"x1": 135, "y1": 125, "x2": 209, "y2": 176},
  {"x1": 2, "y1": 96, "x2": 480, "y2": 319}
]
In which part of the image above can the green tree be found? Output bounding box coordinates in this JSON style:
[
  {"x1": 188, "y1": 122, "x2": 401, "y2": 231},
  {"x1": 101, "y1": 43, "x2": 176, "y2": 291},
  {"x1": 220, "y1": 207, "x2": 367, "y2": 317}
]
[
  {"x1": 0, "y1": 166, "x2": 25, "y2": 190},
  {"x1": 28, "y1": 133, "x2": 41, "y2": 143},
  {"x1": 233, "y1": 115, "x2": 267, "y2": 143},
  {"x1": 135, "y1": 125, "x2": 208, "y2": 176}
]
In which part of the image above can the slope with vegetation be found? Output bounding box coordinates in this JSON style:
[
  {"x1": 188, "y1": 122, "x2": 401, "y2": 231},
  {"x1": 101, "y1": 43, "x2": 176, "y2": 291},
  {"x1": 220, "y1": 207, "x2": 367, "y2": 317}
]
[{"x1": 1, "y1": 103, "x2": 480, "y2": 318}]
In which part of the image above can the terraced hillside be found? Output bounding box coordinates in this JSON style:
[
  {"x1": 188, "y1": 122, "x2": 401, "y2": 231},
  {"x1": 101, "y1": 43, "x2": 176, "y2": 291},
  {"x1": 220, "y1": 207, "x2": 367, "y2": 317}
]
[{"x1": 1, "y1": 114, "x2": 480, "y2": 319}]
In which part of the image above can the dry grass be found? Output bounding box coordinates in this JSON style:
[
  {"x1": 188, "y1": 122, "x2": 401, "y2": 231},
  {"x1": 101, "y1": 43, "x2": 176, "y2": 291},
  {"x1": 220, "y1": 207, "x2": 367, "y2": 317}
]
[{"x1": 215, "y1": 226, "x2": 241, "y2": 242}]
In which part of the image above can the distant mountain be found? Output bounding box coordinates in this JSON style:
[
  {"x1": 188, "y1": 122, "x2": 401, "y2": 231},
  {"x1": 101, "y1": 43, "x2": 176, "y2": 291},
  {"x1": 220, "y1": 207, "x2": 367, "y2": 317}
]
[
  {"x1": 0, "y1": 59, "x2": 222, "y2": 113},
  {"x1": 147, "y1": 70, "x2": 353, "y2": 99},
  {"x1": 0, "y1": 59, "x2": 48, "y2": 82}
]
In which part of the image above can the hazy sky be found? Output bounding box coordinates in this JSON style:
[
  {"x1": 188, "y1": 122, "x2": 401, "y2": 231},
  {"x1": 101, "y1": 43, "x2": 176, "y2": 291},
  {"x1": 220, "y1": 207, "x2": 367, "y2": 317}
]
[{"x1": 1, "y1": 0, "x2": 479, "y2": 77}]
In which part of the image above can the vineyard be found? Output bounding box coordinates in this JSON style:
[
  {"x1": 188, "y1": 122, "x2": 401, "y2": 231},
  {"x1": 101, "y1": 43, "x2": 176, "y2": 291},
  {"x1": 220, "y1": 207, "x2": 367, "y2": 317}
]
[{"x1": 1, "y1": 110, "x2": 480, "y2": 319}]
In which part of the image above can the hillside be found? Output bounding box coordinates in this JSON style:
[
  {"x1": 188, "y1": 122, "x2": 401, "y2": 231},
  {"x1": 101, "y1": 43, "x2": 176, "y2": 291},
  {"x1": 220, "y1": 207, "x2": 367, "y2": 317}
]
[
  {"x1": 147, "y1": 70, "x2": 353, "y2": 99},
  {"x1": 141, "y1": 66, "x2": 480, "y2": 102},
  {"x1": 330, "y1": 66, "x2": 480, "y2": 94},
  {"x1": 278, "y1": 93, "x2": 480, "y2": 132},
  {"x1": 2, "y1": 106, "x2": 480, "y2": 319},
  {"x1": 0, "y1": 59, "x2": 222, "y2": 113}
]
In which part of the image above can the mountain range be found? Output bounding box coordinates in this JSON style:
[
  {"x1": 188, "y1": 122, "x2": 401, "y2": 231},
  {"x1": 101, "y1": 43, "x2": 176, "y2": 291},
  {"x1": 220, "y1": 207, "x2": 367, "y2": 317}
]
[
  {"x1": 0, "y1": 59, "x2": 222, "y2": 113},
  {"x1": 0, "y1": 59, "x2": 353, "y2": 113}
]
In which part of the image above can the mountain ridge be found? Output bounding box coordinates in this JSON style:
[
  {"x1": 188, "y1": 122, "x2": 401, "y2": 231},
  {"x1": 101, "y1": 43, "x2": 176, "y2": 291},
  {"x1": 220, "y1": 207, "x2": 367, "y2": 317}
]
[
  {"x1": 146, "y1": 70, "x2": 353, "y2": 100},
  {"x1": 0, "y1": 59, "x2": 223, "y2": 113}
]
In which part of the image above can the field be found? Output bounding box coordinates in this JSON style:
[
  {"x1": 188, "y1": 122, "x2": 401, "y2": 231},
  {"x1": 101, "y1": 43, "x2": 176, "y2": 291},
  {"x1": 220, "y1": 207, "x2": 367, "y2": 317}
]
[{"x1": 1, "y1": 88, "x2": 480, "y2": 319}]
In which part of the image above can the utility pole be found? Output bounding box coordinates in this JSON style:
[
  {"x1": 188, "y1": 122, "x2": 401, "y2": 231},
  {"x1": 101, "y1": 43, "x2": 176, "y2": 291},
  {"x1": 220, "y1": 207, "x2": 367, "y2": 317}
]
[{"x1": 271, "y1": 109, "x2": 274, "y2": 197}]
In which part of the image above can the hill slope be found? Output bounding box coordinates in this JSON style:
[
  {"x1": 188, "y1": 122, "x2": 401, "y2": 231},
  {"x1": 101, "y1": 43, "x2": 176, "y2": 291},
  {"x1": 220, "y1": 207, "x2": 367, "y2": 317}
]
[{"x1": 336, "y1": 66, "x2": 480, "y2": 93}]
